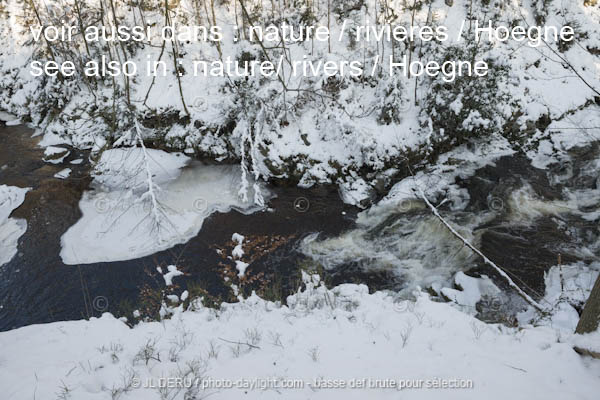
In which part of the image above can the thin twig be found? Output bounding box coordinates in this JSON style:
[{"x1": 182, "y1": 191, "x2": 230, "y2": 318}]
[{"x1": 218, "y1": 337, "x2": 261, "y2": 350}]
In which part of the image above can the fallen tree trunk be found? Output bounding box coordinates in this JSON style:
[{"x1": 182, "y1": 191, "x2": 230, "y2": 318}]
[{"x1": 415, "y1": 187, "x2": 547, "y2": 313}]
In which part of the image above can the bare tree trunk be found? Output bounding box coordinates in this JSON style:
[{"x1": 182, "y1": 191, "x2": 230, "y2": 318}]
[
  {"x1": 73, "y1": 0, "x2": 91, "y2": 57},
  {"x1": 108, "y1": 0, "x2": 131, "y2": 104},
  {"x1": 164, "y1": 0, "x2": 190, "y2": 116},
  {"x1": 238, "y1": 0, "x2": 288, "y2": 91},
  {"x1": 210, "y1": 0, "x2": 222, "y2": 57},
  {"x1": 27, "y1": 0, "x2": 59, "y2": 66},
  {"x1": 143, "y1": 39, "x2": 167, "y2": 107},
  {"x1": 407, "y1": 4, "x2": 416, "y2": 79},
  {"x1": 576, "y1": 274, "x2": 600, "y2": 334}
]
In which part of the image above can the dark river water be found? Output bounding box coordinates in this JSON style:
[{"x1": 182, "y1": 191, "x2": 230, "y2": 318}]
[{"x1": 0, "y1": 123, "x2": 360, "y2": 331}]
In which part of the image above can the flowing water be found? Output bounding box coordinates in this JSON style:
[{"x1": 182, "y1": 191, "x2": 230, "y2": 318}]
[
  {"x1": 302, "y1": 152, "x2": 600, "y2": 313},
  {"x1": 1, "y1": 123, "x2": 599, "y2": 330}
]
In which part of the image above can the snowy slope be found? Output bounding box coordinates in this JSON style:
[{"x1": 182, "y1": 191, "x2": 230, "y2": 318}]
[
  {"x1": 0, "y1": 0, "x2": 598, "y2": 199},
  {"x1": 0, "y1": 279, "x2": 599, "y2": 400}
]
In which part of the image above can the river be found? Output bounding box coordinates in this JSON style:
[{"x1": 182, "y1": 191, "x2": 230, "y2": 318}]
[{"x1": 1, "y1": 122, "x2": 599, "y2": 331}]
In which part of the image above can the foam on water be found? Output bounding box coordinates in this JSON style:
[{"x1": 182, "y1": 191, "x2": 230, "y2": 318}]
[
  {"x1": 301, "y1": 153, "x2": 600, "y2": 296},
  {"x1": 301, "y1": 203, "x2": 488, "y2": 294}
]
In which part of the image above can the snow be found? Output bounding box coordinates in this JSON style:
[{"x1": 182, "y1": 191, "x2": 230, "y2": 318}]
[
  {"x1": 4, "y1": 118, "x2": 21, "y2": 126},
  {"x1": 230, "y1": 234, "x2": 249, "y2": 277},
  {"x1": 180, "y1": 290, "x2": 189, "y2": 302},
  {"x1": 0, "y1": 185, "x2": 29, "y2": 267},
  {"x1": 235, "y1": 260, "x2": 249, "y2": 278},
  {"x1": 0, "y1": 1, "x2": 596, "y2": 200},
  {"x1": 300, "y1": 137, "x2": 515, "y2": 294},
  {"x1": 162, "y1": 265, "x2": 184, "y2": 287},
  {"x1": 232, "y1": 233, "x2": 245, "y2": 259},
  {"x1": 441, "y1": 272, "x2": 501, "y2": 309},
  {"x1": 338, "y1": 177, "x2": 372, "y2": 208},
  {"x1": 418, "y1": 185, "x2": 546, "y2": 313},
  {"x1": 527, "y1": 107, "x2": 600, "y2": 169},
  {"x1": 1, "y1": 1, "x2": 599, "y2": 397},
  {"x1": 60, "y1": 149, "x2": 269, "y2": 264},
  {"x1": 166, "y1": 294, "x2": 180, "y2": 303},
  {"x1": 232, "y1": 233, "x2": 245, "y2": 244},
  {"x1": 0, "y1": 279, "x2": 599, "y2": 400},
  {"x1": 43, "y1": 146, "x2": 70, "y2": 164},
  {"x1": 0, "y1": 111, "x2": 16, "y2": 121},
  {"x1": 573, "y1": 331, "x2": 600, "y2": 354},
  {"x1": 91, "y1": 147, "x2": 190, "y2": 190},
  {"x1": 4, "y1": 0, "x2": 596, "y2": 193},
  {"x1": 519, "y1": 262, "x2": 600, "y2": 332},
  {"x1": 370, "y1": 136, "x2": 516, "y2": 219},
  {"x1": 53, "y1": 168, "x2": 71, "y2": 179}
]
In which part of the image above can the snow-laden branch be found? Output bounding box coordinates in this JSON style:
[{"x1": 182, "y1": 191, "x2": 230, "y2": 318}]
[
  {"x1": 414, "y1": 185, "x2": 547, "y2": 313},
  {"x1": 130, "y1": 120, "x2": 178, "y2": 239},
  {"x1": 237, "y1": 114, "x2": 265, "y2": 207},
  {"x1": 134, "y1": 120, "x2": 162, "y2": 231}
]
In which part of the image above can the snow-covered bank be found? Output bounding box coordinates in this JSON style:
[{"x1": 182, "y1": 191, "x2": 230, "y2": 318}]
[
  {"x1": 61, "y1": 148, "x2": 269, "y2": 264},
  {"x1": 0, "y1": 111, "x2": 17, "y2": 123},
  {"x1": 0, "y1": 184, "x2": 29, "y2": 267},
  {"x1": 0, "y1": 278, "x2": 598, "y2": 400},
  {"x1": 1, "y1": 0, "x2": 599, "y2": 197}
]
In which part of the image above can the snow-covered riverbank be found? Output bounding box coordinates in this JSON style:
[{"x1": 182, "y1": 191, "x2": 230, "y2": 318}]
[
  {"x1": 1, "y1": 276, "x2": 599, "y2": 400},
  {"x1": 1, "y1": 0, "x2": 599, "y2": 202}
]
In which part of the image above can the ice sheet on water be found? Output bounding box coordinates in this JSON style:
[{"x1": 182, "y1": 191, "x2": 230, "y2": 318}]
[
  {"x1": 0, "y1": 185, "x2": 30, "y2": 267},
  {"x1": 60, "y1": 149, "x2": 269, "y2": 264}
]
